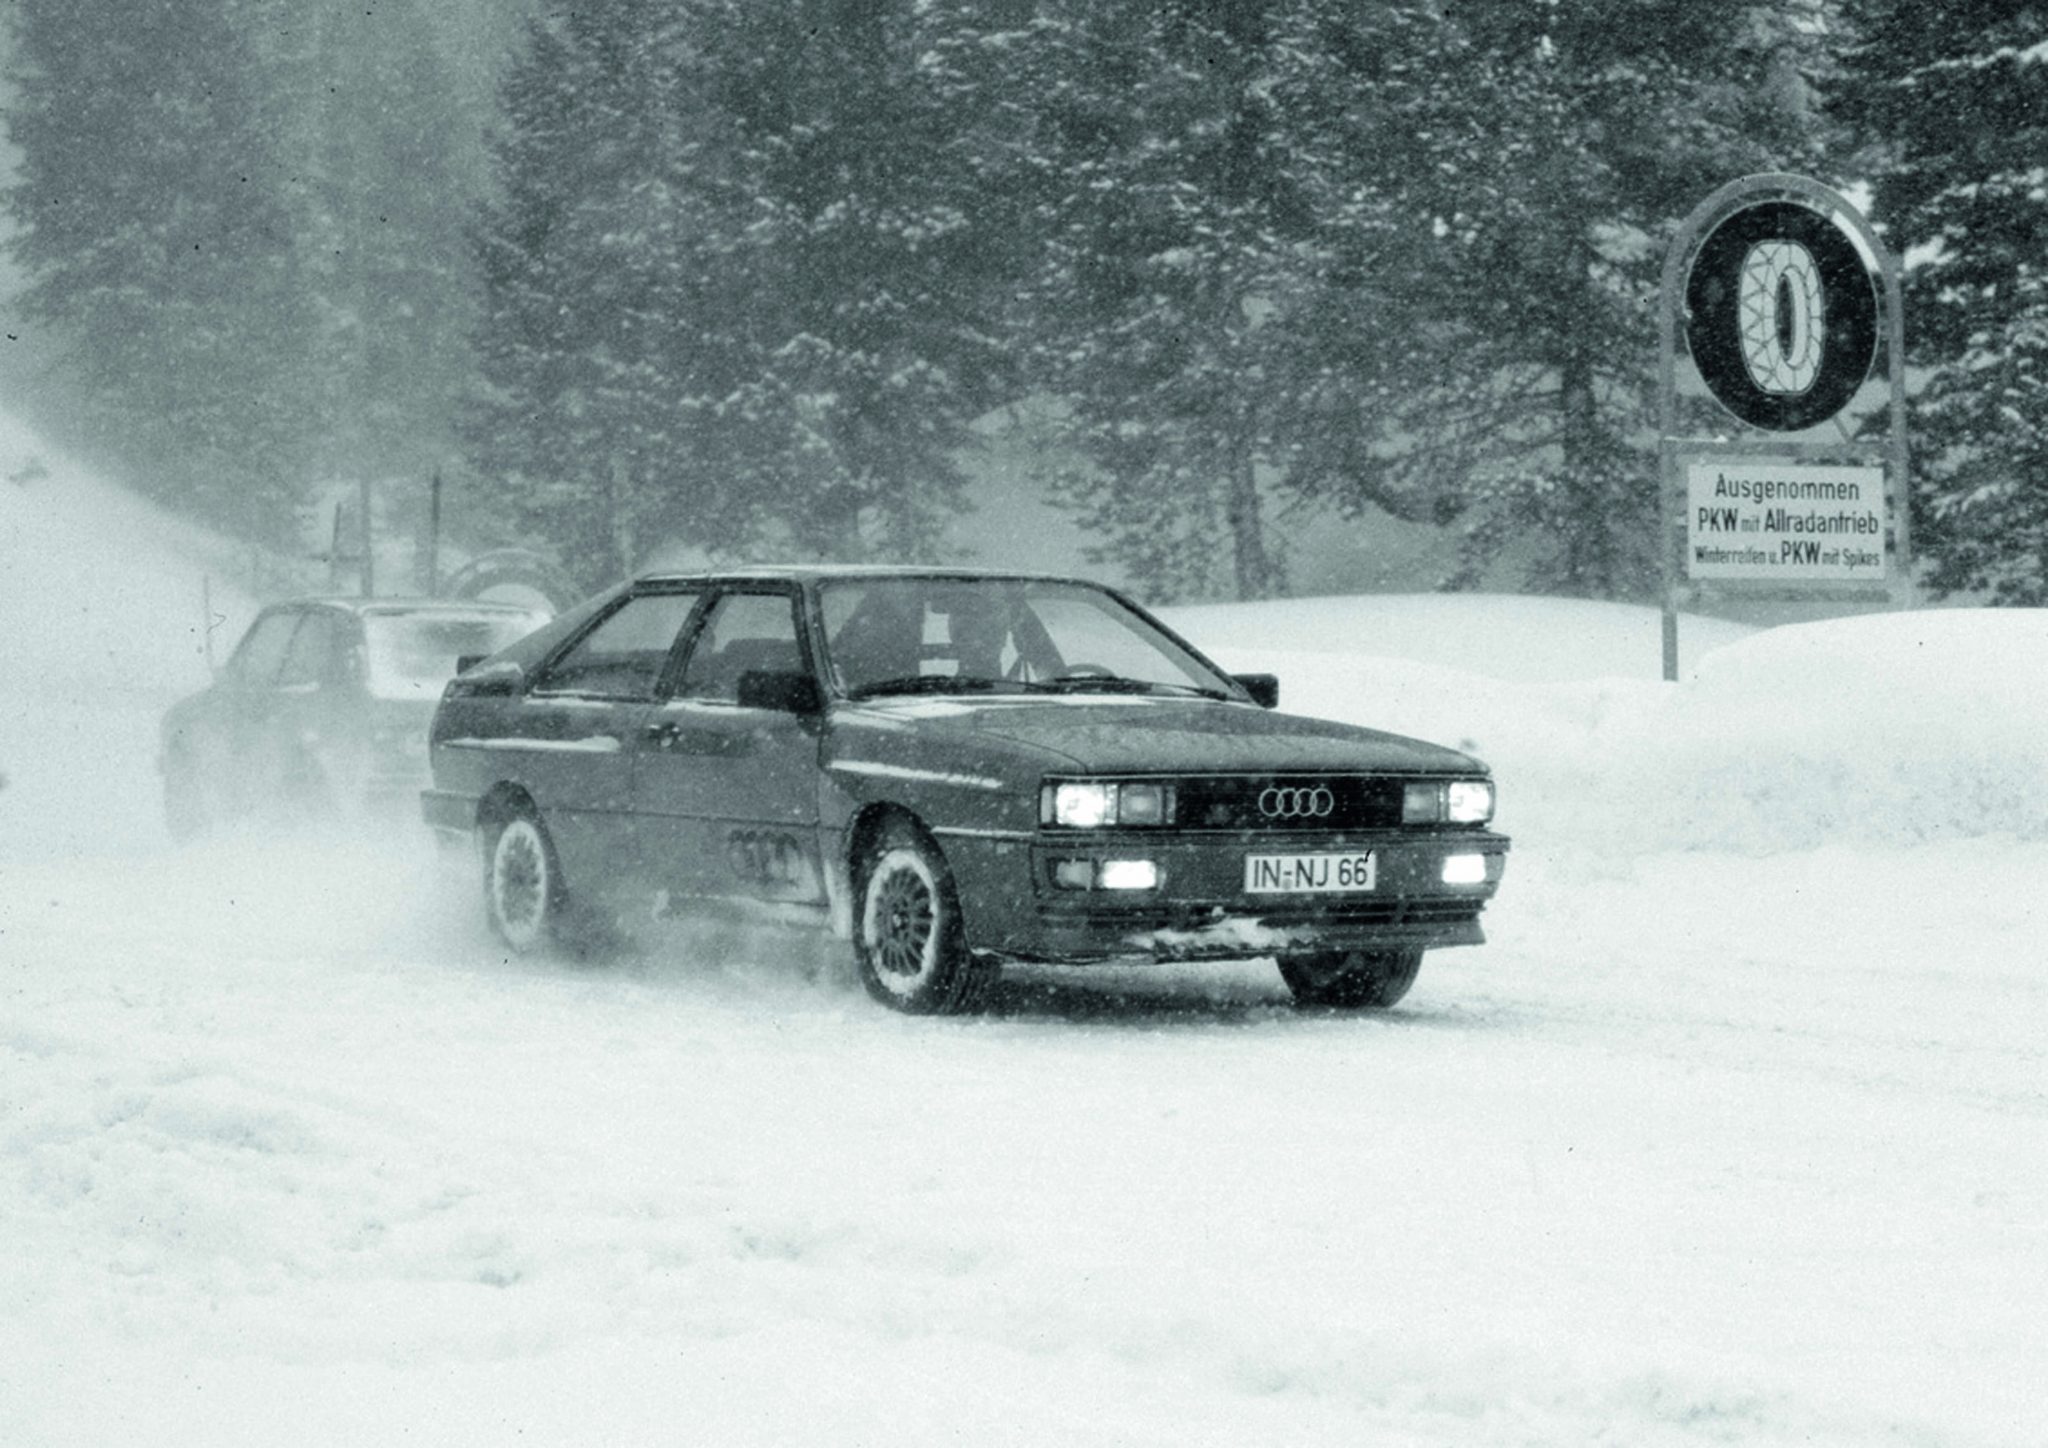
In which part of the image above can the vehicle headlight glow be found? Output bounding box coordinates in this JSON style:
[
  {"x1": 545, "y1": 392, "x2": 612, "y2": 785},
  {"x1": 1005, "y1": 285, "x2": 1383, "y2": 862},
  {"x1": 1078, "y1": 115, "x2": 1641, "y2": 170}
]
[
  {"x1": 1446, "y1": 780, "x2": 1494, "y2": 824},
  {"x1": 1441, "y1": 852, "x2": 1488, "y2": 885},
  {"x1": 1403, "y1": 778, "x2": 1495, "y2": 824},
  {"x1": 1097, "y1": 859, "x2": 1160, "y2": 891},
  {"x1": 1049, "y1": 857, "x2": 1162, "y2": 891},
  {"x1": 1045, "y1": 780, "x2": 1176, "y2": 828},
  {"x1": 1053, "y1": 781, "x2": 1116, "y2": 828}
]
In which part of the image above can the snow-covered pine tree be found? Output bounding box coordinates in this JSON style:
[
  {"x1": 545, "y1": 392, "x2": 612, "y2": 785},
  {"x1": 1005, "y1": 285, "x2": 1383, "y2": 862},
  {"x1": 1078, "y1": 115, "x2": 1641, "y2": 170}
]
[
  {"x1": 1833, "y1": 1, "x2": 2048, "y2": 603},
  {"x1": 685, "y1": 0, "x2": 1031, "y2": 563},
  {"x1": 470, "y1": 0, "x2": 712, "y2": 582},
  {"x1": 255, "y1": 0, "x2": 484, "y2": 500},
  {"x1": 1390, "y1": 0, "x2": 1835, "y2": 598},
  {"x1": 471, "y1": 0, "x2": 1028, "y2": 580},
  {"x1": 1018, "y1": 0, "x2": 1397, "y2": 602},
  {"x1": 3, "y1": 0, "x2": 316, "y2": 545}
]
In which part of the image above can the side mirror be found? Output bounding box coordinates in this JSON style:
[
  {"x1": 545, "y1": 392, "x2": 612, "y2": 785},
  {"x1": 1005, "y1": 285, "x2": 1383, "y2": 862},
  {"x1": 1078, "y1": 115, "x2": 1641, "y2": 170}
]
[
  {"x1": 1233, "y1": 673, "x2": 1280, "y2": 709},
  {"x1": 459, "y1": 659, "x2": 525, "y2": 697},
  {"x1": 737, "y1": 669, "x2": 823, "y2": 716}
]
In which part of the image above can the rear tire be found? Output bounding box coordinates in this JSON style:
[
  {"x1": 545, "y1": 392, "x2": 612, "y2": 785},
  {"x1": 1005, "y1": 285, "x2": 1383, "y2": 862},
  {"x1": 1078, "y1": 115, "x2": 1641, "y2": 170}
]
[
  {"x1": 1279, "y1": 948, "x2": 1423, "y2": 1009},
  {"x1": 483, "y1": 809, "x2": 566, "y2": 954},
  {"x1": 852, "y1": 820, "x2": 996, "y2": 1014}
]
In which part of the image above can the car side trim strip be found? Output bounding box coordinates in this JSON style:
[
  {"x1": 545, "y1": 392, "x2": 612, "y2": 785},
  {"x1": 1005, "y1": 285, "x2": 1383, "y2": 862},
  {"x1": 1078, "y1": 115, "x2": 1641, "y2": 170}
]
[
  {"x1": 443, "y1": 736, "x2": 624, "y2": 754},
  {"x1": 829, "y1": 760, "x2": 1005, "y2": 791},
  {"x1": 931, "y1": 826, "x2": 1036, "y2": 843}
]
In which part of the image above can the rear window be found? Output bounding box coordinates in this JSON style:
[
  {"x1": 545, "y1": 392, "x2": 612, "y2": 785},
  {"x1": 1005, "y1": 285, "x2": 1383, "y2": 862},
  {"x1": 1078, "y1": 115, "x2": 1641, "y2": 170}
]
[{"x1": 362, "y1": 611, "x2": 548, "y2": 699}]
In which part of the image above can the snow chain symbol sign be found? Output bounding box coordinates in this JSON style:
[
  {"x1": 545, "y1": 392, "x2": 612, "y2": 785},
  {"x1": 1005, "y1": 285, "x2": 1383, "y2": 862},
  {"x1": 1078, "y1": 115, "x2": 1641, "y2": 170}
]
[
  {"x1": 1685, "y1": 201, "x2": 1878, "y2": 432},
  {"x1": 1739, "y1": 240, "x2": 1822, "y2": 395}
]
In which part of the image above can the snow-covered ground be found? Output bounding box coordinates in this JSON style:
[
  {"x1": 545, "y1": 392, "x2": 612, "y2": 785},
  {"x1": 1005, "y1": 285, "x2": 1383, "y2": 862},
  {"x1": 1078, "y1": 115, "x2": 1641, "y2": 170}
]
[{"x1": 3, "y1": 418, "x2": 2044, "y2": 1447}]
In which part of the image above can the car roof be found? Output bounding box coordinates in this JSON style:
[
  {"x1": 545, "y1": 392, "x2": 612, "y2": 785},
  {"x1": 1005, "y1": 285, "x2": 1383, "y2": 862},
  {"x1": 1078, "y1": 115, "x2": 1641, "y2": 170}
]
[
  {"x1": 266, "y1": 595, "x2": 551, "y2": 618},
  {"x1": 629, "y1": 564, "x2": 1099, "y2": 587}
]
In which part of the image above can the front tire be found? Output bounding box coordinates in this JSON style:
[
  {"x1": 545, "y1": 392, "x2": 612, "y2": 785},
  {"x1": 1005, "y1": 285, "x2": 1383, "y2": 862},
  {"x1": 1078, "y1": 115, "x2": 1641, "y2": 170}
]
[
  {"x1": 853, "y1": 821, "x2": 994, "y2": 1014},
  {"x1": 483, "y1": 809, "x2": 565, "y2": 954},
  {"x1": 1279, "y1": 948, "x2": 1423, "y2": 1009}
]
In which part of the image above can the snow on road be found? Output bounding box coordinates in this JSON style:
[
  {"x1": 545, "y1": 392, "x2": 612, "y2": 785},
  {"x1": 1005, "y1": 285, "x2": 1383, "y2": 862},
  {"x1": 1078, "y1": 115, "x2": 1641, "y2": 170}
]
[{"x1": 3, "y1": 421, "x2": 2044, "y2": 1446}]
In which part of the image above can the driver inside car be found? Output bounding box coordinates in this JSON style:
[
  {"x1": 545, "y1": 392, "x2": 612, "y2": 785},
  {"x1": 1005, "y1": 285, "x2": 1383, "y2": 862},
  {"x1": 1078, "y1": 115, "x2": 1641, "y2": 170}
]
[
  {"x1": 827, "y1": 589, "x2": 922, "y2": 693},
  {"x1": 937, "y1": 589, "x2": 1014, "y2": 680}
]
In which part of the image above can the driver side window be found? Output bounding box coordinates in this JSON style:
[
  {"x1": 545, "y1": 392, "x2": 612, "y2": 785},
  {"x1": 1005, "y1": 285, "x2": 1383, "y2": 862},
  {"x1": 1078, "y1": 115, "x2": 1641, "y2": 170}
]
[
  {"x1": 278, "y1": 610, "x2": 343, "y2": 689},
  {"x1": 534, "y1": 591, "x2": 700, "y2": 699}
]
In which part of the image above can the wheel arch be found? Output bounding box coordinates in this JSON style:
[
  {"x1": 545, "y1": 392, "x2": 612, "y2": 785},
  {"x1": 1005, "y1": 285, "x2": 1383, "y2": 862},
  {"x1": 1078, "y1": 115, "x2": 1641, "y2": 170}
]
[
  {"x1": 834, "y1": 801, "x2": 937, "y2": 938},
  {"x1": 476, "y1": 780, "x2": 541, "y2": 835}
]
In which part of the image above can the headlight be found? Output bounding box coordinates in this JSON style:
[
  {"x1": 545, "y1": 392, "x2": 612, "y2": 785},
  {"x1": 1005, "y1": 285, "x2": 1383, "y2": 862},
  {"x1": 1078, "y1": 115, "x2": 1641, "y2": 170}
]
[
  {"x1": 1446, "y1": 779, "x2": 1494, "y2": 823},
  {"x1": 1402, "y1": 778, "x2": 1494, "y2": 824},
  {"x1": 1117, "y1": 782, "x2": 1169, "y2": 825},
  {"x1": 1053, "y1": 782, "x2": 1116, "y2": 828},
  {"x1": 1043, "y1": 780, "x2": 1175, "y2": 827}
]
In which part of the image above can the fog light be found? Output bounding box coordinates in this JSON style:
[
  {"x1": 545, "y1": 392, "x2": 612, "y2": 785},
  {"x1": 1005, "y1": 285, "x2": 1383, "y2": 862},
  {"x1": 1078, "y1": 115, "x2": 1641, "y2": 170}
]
[
  {"x1": 1052, "y1": 858, "x2": 1095, "y2": 890},
  {"x1": 1097, "y1": 859, "x2": 1159, "y2": 891},
  {"x1": 1441, "y1": 853, "x2": 1487, "y2": 886}
]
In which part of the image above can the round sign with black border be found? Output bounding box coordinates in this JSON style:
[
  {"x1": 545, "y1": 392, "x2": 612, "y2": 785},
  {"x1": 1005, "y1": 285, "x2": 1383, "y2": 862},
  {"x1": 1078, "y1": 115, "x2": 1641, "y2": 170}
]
[{"x1": 1684, "y1": 200, "x2": 1878, "y2": 432}]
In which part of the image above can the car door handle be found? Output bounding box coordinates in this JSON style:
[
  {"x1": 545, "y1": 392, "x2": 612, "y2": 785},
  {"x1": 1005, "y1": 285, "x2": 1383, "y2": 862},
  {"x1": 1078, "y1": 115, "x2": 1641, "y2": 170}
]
[{"x1": 645, "y1": 720, "x2": 750, "y2": 757}]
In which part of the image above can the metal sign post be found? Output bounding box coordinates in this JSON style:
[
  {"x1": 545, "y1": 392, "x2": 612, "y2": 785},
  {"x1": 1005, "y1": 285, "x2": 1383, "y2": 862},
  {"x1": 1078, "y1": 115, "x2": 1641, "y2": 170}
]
[{"x1": 1658, "y1": 174, "x2": 1910, "y2": 680}]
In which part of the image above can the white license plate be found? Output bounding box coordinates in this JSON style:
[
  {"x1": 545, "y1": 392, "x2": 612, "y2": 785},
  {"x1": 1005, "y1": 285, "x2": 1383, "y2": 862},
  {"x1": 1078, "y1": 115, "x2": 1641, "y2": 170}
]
[{"x1": 1243, "y1": 851, "x2": 1376, "y2": 894}]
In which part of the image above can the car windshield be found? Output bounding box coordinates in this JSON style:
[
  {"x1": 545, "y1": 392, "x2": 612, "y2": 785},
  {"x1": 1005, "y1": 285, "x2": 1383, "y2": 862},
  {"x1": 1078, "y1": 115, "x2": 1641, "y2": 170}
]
[
  {"x1": 362, "y1": 610, "x2": 549, "y2": 699},
  {"x1": 818, "y1": 578, "x2": 1237, "y2": 701}
]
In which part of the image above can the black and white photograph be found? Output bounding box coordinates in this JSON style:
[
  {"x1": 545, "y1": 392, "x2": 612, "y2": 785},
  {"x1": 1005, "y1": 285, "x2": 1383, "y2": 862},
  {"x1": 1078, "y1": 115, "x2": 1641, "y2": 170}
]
[{"x1": 1, "y1": 2, "x2": 2042, "y2": 1443}]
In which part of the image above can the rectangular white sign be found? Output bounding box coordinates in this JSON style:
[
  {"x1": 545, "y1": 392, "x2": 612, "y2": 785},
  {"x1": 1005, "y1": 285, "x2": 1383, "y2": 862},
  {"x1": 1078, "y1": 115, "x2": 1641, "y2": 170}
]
[{"x1": 1685, "y1": 461, "x2": 1887, "y2": 582}]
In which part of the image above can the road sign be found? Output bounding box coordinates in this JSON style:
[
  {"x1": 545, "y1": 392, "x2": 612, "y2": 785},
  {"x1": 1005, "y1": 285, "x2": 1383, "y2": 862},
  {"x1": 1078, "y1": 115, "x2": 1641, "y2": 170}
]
[
  {"x1": 1684, "y1": 201, "x2": 1879, "y2": 432},
  {"x1": 1657, "y1": 175, "x2": 1910, "y2": 679},
  {"x1": 1685, "y1": 460, "x2": 1886, "y2": 582}
]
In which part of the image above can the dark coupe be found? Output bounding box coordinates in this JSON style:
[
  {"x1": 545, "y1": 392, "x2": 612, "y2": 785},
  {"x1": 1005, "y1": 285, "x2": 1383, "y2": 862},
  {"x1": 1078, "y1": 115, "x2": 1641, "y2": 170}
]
[{"x1": 423, "y1": 568, "x2": 1509, "y2": 1012}]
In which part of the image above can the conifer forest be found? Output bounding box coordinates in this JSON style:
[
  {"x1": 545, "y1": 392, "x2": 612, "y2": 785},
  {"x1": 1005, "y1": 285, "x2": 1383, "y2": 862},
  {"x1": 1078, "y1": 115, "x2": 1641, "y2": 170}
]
[{"x1": 4, "y1": 1, "x2": 2044, "y2": 603}]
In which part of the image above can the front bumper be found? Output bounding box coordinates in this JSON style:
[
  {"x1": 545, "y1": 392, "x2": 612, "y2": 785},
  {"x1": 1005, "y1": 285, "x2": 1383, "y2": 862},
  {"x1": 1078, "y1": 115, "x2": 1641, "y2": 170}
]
[{"x1": 952, "y1": 828, "x2": 1510, "y2": 964}]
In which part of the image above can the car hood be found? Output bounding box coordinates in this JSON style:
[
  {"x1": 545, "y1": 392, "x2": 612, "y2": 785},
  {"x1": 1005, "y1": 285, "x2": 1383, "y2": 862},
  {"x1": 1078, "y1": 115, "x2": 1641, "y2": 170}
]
[{"x1": 844, "y1": 696, "x2": 1485, "y2": 774}]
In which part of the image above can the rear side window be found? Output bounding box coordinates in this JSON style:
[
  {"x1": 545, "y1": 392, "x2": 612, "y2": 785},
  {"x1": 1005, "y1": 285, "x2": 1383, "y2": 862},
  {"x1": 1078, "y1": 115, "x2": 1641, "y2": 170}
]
[
  {"x1": 227, "y1": 610, "x2": 299, "y2": 687},
  {"x1": 534, "y1": 591, "x2": 700, "y2": 699},
  {"x1": 676, "y1": 592, "x2": 804, "y2": 702}
]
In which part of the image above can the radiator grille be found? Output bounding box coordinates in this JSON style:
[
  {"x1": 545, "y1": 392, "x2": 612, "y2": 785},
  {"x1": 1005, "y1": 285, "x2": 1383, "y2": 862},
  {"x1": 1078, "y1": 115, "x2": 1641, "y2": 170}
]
[{"x1": 1172, "y1": 774, "x2": 1407, "y2": 832}]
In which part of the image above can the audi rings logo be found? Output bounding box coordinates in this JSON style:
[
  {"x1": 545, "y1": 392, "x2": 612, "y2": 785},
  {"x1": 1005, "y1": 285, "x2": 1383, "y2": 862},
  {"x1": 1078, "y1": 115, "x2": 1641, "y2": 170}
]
[{"x1": 1258, "y1": 786, "x2": 1335, "y2": 820}]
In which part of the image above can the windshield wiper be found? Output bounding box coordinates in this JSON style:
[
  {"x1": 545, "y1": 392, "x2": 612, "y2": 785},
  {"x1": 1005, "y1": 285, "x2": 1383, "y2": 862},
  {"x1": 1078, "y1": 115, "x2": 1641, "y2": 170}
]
[
  {"x1": 1034, "y1": 675, "x2": 1232, "y2": 700},
  {"x1": 846, "y1": 674, "x2": 1011, "y2": 701}
]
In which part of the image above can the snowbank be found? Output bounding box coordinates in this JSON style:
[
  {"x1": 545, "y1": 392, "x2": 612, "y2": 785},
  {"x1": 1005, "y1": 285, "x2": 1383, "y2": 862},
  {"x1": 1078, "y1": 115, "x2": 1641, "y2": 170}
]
[
  {"x1": 0, "y1": 417, "x2": 262, "y2": 859},
  {"x1": 1170, "y1": 596, "x2": 2047, "y2": 856},
  {"x1": 1164, "y1": 591, "x2": 1755, "y2": 681}
]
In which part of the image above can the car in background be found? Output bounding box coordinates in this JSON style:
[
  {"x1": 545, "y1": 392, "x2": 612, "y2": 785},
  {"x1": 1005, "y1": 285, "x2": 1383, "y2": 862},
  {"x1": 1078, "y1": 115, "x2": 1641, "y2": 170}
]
[
  {"x1": 161, "y1": 597, "x2": 550, "y2": 837},
  {"x1": 423, "y1": 568, "x2": 1509, "y2": 1013}
]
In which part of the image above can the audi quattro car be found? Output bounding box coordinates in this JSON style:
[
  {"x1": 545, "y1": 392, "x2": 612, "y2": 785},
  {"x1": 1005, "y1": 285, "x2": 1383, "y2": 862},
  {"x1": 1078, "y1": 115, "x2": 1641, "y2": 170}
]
[
  {"x1": 422, "y1": 568, "x2": 1509, "y2": 1013},
  {"x1": 160, "y1": 597, "x2": 550, "y2": 837}
]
